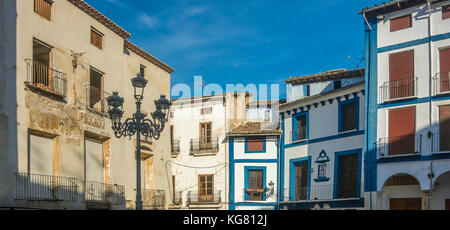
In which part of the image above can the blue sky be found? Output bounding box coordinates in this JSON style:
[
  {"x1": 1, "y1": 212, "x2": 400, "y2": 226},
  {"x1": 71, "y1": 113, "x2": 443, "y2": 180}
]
[{"x1": 84, "y1": 0, "x2": 375, "y2": 99}]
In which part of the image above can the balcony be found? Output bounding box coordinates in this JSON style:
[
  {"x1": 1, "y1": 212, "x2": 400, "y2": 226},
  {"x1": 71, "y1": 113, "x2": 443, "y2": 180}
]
[
  {"x1": 431, "y1": 132, "x2": 450, "y2": 154},
  {"x1": 377, "y1": 134, "x2": 422, "y2": 158},
  {"x1": 142, "y1": 189, "x2": 165, "y2": 209},
  {"x1": 172, "y1": 191, "x2": 182, "y2": 205},
  {"x1": 84, "y1": 181, "x2": 125, "y2": 209},
  {"x1": 190, "y1": 137, "x2": 219, "y2": 155},
  {"x1": 432, "y1": 72, "x2": 450, "y2": 95},
  {"x1": 187, "y1": 191, "x2": 221, "y2": 204},
  {"x1": 86, "y1": 85, "x2": 110, "y2": 115},
  {"x1": 25, "y1": 59, "x2": 67, "y2": 99},
  {"x1": 379, "y1": 77, "x2": 417, "y2": 103},
  {"x1": 171, "y1": 140, "x2": 180, "y2": 157},
  {"x1": 284, "y1": 182, "x2": 364, "y2": 202},
  {"x1": 15, "y1": 173, "x2": 78, "y2": 202},
  {"x1": 243, "y1": 188, "x2": 266, "y2": 201}
]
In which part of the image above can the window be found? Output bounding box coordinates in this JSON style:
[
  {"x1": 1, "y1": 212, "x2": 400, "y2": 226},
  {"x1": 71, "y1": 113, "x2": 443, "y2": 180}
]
[
  {"x1": 390, "y1": 14, "x2": 412, "y2": 32},
  {"x1": 89, "y1": 67, "x2": 104, "y2": 112},
  {"x1": 339, "y1": 99, "x2": 358, "y2": 132},
  {"x1": 85, "y1": 139, "x2": 104, "y2": 183},
  {"x1": 294, "y1": 161, "x2": 308, "y2": 200},
  {"x1": 200, "y1": 107, "x2": 212, "y2": 115},
  {"x1": 200, "y1": 122, "x2": 212, "y2": 144},
  {"x1": 198, "y1": 174, "x2": 214, "y2": 202},
  {"x1": 140, "y1": 65, "x2": 146, "y2": 78},
  {"x1": 170, "y1": 125, "x2": 174, "y2": 146},
  {"x1": 439, "y1": 105, "x2": 450, "y2": 152},
  {"x1": 336, "y1": 153, "x2": 359, "y2": 199},
  {"x1": 439, "y1": 47, "x2": 450, "y2": 93},
  {"x1": 91, "y1": 27, "x2": 103, "y2": 50},
  {"x1": 264, "y1": 109, "x2": 271, "y2": 122},
  {"x1": 246, "y1": 169, "x2": 264, "y2": 201},
  {"x1": 32, "y1": 39, "x2": 52, "y2": 90},
  {"x1": 292, "y1": 113, "x2": 307, "y2": 141},
  {"x1": 245, "y1": 137, "x2": 265, "y2": 153},
  {"x1": 34, "y1": 0, "x2": 52, "y2": 21},
  {"x1": 334, "y1": 80, "x2": 342, "y2": 90},
  {"x1": 443, "y1": 5, "x2": 450, "y2": 19},
  {"x1": 388, "y1": 106, "x2": 416, "y2": 156},
  {"x1": 389, "y1": 50, "x2": 415, "y2": 99},
  {"x1": 29, "y1": 133, "x2": 54, "y2": 175},
  {"x1": 303, "y1": 85, "x2": 310, "y2": 97}
]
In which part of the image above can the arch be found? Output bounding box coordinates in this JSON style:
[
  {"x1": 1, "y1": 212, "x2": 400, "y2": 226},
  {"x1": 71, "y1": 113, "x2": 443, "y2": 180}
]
[
  {"x1": 379, "y1": 173, "x2": 425, "y2": 191},
  {"x1": 433, "y1": 170, "x2": 450, "y2": 190}
]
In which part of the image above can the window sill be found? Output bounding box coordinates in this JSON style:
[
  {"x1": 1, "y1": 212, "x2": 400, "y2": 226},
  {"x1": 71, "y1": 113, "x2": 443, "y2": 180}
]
[
  {"x1": 381, "y1": 95, "x2": 418, "y2": 104},
  {"x1": 379, "y1": 152, "x2": 421, "y2": 159},
  {"x1": 338, "y1": 129, "x2": 359, "y2": 135},
  {"x1": 431, "y1": 151, "x2": 450, "y2": 155},
  {"x1": 290, "y1": 139, "x2": 308, "y2": 144}
]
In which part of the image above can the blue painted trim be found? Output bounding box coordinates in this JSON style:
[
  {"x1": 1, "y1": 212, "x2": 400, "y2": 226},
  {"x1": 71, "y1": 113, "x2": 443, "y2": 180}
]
[
  {"x1": 289, "y1": 156, "x2": 311, "y2": 201},
  {"x1": 303, "y1": 85, "x2": 310, "y2": 97},
  {"x1": 284, "y1": 130, "x2": 364, "y2": 149},
  {"x1": 234, "y1": 202, "x2": 277, "y2": 207},
  {"x1": 377, "y1": 32, "x2": 450, "y2": 53},
  {"x1": 233, "y1": 159, "x2": 278, "y2": 163},
  {"x1": 338, "y1": 97, "x2": 360, "y2": 133},
  {"x1": 280, "y1": 198, "x2": 365, "y2": 210},
  {"x1": 228, "y1": 137, "x2": 235, "y2": 210},
  {"x1": 364, "y1": 17, "x2": 378, "y2": 192},
  {"x1": 378, "y1": 95, "x2": 450, "y2": 109},
  {"x1": 244, "y1": 137, "x2": 266, "y2": 153},
  {"x1": 244, "y1": 166, "x2": 267, "y2": 201},
  {"x1": 315, "y1": 150, "x2": 330, "y2": 163},
  {"x1": 279, "y1": 113, "x2": 286, "y2": 205},
  {"x1": 333, "y1": 149, "x2": 362, "y2": 199},
  {"x1": 291, "y1": 111, "x2": 309, "y2": 142},
  {"x1": 378, "y1": 152, "x2": 450, "y2": 163}
]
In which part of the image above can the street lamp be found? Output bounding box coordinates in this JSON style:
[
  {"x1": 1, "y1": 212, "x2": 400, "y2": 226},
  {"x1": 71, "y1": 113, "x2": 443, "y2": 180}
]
[{"x1": 106, "y1": 74, "x2": 170, "y2": 210}]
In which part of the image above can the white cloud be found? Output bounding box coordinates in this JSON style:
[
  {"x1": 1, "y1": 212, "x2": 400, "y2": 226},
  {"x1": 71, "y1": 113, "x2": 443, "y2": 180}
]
[{"x1": 138, "y1": 13, "x2": 159, "y2": 30}]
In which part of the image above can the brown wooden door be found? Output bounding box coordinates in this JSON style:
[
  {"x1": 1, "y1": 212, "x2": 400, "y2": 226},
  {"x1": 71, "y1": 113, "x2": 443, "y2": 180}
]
[
  {"x1": 440, "y1": 105, "x2": 450, "y2": 152},
  {"x1": 248, "y1": 170, "x2": 264, "y2": 201},
  {"x1": 388, "y1": 107, "x2": 416, "y2": 155},
  {"x1": 389, "y1": 50, "x2": 414, "y2": 99},
  {"x1": 295, "y1": 161, "x2": 308, "y2": 200},
  {"x1": 172, "y1": 175, "x2": 176, "y2": 203},
  {"x1": 390, "y1": 198, "x2": 422, "y2": 210},
  {"x1": 338, "y1": 154, "x2": 359, "y2": 198},
  {"x1": 440, "y1": 47, "x2": 450, "y2": 92},
  {"x1": 445, "y1": 199, "x2": 450, "y2": 210},
  {"x1": 198, "y1": 174, "x2": 213, "y2": 202}
]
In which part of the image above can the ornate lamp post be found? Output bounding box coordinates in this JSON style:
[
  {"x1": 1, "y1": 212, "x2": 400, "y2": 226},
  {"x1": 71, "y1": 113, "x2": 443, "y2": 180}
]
[{"x1": 106, "y1": 74, "x2": 170, "y2": 210}]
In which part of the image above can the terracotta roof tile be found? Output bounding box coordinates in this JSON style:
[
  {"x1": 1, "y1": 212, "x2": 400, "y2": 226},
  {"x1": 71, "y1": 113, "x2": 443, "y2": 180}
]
[
  {"x1": 285, "y1": 68, "x2": 365, "y2": 85},
  {"x1": 124, "y1": 40, "x2": 174, "y2": 74},
  {"x1": 227, "y1": 122, "x2": 282, "y2": 136}
]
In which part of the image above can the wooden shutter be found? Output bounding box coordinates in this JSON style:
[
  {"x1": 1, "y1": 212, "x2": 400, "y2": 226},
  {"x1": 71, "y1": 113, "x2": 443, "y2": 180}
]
[
  {"x1": 390, "y1": 14, "x2": 412, "y2": 32},
  {"x1": 439, "y1": 105, "x2": 450, "y2": 151},
  {"x1": 389, "y1": 50, "x2": 414, "y2": 99},
  {"x1": 247, "y1": 137, "x2": 264, "y2": 152},
  {"x1": 295, "y1": 161, "x2": 308, "y2": 200},
  {"x1": 296, "y1": 115, "x2": 307, "y2": 140},
  {"x1": 388, "y1": 107, "x2": 416, "y2": 155},
  {"x1": 443, "y1": 5, "x2": 450, "y2": 19},
  {"x1": 200, "y1": 122, "x2": 212, "y2": 144},
  {"x1": 446, "y1": 199, "x2": 450, "y2": 210},
  {"x1": 29, "y1": 134, "x2": 54, "y2": 175},
  {"x1": 248, "y1": 170, "x2": 263, "y2": 201},
  {"x1": 342, "y1": 102, "x2": 357, "y2": 131},
  {"x1": 198, "y1": 175, "x2": 213, "y2": 202},
  {"x1": 390, "y1": 198, "x2": 422, "y2": 210},
  {"x1": 85, "y1": 139, "x2": 104, "y2": 182},
  {"x1": 439, "y1": 47, "x2": 450, "y2": 92},
  {"x1": 338, "y1": 154, "x2": 358, "y2": 198},
  {"x1": 34, "y1": 0, "x2": 52, "y2": 21},
  {"x1": 91, "y1": 29, "x2": 103, "y2": 50}
]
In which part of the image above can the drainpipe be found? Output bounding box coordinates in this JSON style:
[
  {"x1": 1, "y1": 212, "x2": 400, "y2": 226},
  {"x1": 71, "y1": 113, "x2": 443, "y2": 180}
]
[{"x1": 276, "y1": 127, "x2": 282, "y2": 210}]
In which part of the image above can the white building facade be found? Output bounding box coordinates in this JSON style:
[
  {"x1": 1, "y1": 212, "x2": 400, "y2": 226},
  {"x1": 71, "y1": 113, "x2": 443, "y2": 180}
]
[
  {"x1": 279, "y1": 70, "x2": 368, "y2": 209},
  {"x1": 361, "y1": 0, "x2": 450, "y2": 210}
]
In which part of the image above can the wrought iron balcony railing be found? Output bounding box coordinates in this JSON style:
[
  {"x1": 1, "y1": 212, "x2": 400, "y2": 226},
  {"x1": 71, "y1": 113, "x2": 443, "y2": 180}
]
[
  {"x1": 379, "y1": 77, "x2": 418, "y2": 103},
  {"x1": 25, "y1": 59, "x2": 67, "y2": 98},
  {"x1": 86, "y1": 85, "x2": 111, "y2": 114},
  {"x1": 432, "y1": 72, "x2": 450, "y2": 95},
  {"x1": 187, "y1": 191, "x2": 221, "y2": 204},
  {"x1": 172, "y1": 191, "x2": 182, "y2": 205},
  {"x1": 142, "y1": 189, "x2": 166, "y2": 208},
  {"x1": 377, "y1": 134, "x2": 422, "y2": 158},
  {"x1": 84, "y1": 181, "x2": 125, "y2": 205},
  {"x1": 190, "y1": 137, "x2": 219, "y2": 154},
  {"x1": 15, "y1": 173, "x2": 78, "y2": 202},
  {"x1": 171, "y1": 140, "x2": 180, "y2": 156},
  {"x1": 283, "y1": 182, "x2": 364, "y2": 202},
  {"x1": 431, "y1": 132, "x2": 450, "y2": 154}
]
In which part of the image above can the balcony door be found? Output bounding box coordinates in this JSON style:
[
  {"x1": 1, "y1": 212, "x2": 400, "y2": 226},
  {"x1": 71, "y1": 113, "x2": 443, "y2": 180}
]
[
  {"x1": 388, "y1": 107, "x2": 416, "y2": 155},
  {"x1": 32, "y1": 39, "x2": 52, "y2": 89},
  {"x1": 85, "y1": 139, "x2": 104, "y2": 183},
  {"x1": 440, "y1": 105, "x2": 450, "y2": 152},
  {"x1": 337, "y1": 153, "x2": 359, "y2": 198},
  {"x1": 199, "y1": 122, "x2": 212, "y2": 150},
  {"x1": 198, "y1": 174, "x2": 213, "y2": 202},
  {"x1": 389, "y1": 50, "x2": 414, "y2": 99},
  {"x1": 89, "y1": 68, "x2": 104, "y2": 112},
  {"x1": 29, "y1": 133, "x2": 54, "y2": 176},
  {"x1": 440, "y1": 47, "x2": 450, "y2": 92},
  {"x1": 294, "y1": 161, "x2": 308, "y2": 200},
  {"x1": 248, "y1": 169, "x2": 264, "y2": 201}
]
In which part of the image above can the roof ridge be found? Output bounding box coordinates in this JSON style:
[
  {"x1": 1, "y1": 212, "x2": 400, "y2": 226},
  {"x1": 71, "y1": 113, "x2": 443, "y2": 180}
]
[{"x1": 124, "y1": 40, "x2": 174, "y2": 74}]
